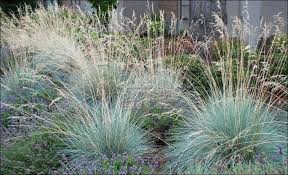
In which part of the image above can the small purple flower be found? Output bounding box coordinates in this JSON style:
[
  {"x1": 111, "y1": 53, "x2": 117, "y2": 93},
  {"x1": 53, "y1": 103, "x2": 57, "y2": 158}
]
[
  {"x1": 153, "y1": 161, "x2": 160, "y2": 169},
  {"x1": 277, "y1": 145, "x2": 283, "y2": 155},
  {"x1": 119, "y1": 167, "x2": 127, "y2": 175},
  {"x1": 122, "y1": 153, "x2": 128, "y2": 162},
  {"x1": 128, "y1": 165, "x2": 137, "y2": 174},
  {"x1": 111, "y1": 157, "x2": 116, "y2": 163},
  {"x1": 119, "y1": 171, "x2": 127, "y2": 175},
  {"x1": 270, "y1": 154, "x2": 277, "y2": 161},
  {"x1": 136, "y1": 156, "x2": 142, "y2": 164},
  {"x1": 137, "y1": 157, "x2": 145, "y2": 165},
  {"x1": 108, "y1": 170, "x2": 113, "y2": 175},
  {"x1": 88, "y1": 167, "x2": 95, "y2": 174},
  {"x1": 148, "y1": 163, "x2": 154, "y2": 172},
  {"x1": 255, "y1": 154, "x2": 263, "y2": 163}
]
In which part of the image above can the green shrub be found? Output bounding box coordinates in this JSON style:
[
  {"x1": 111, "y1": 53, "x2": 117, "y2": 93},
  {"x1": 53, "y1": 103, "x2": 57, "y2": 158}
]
[
  {"x1": 88, "y1": 0, "x2": 117, "y2": 15},
  {"x1": 211, "y1": 38, "x2": 256, "y2": 62},
  {"x1": 148, "y1": 19, "x2": 164, "y2": 38},
  {"x1": 140, "y1": 106, "x2": 182, "y2": 132}
]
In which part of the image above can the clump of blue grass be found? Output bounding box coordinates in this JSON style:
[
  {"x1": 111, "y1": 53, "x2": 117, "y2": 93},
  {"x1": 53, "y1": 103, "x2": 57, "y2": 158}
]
[
  {"x1": 34, "y1": 87, "x2": 153, "y2": 170},
  {"x1": 0, "y1": 53, "x2": 51, "y2": 113},
  {"x1": 67, "y1": 61, "x2": 127, "y2": 104},
  {"x1": 165, "y1": 94, "x2": 287, "y2": 173}
]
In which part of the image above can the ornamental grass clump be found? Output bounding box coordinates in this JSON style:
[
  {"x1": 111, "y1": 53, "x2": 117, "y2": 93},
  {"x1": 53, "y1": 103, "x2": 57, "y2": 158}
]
[
  {"x1": 125, "y1": 63, "x2": 190, "y2": 136},
  {"x1": 1, "y1": 3, "x2": 287, "y2": 174},
  {"x1": 67, "y1": 61, "x2": 127, "y2": 103},
  {"x1": 166, "y1": 94, "x2": 287, "y2": 172},
  {"x1": 0, "y1": 6, "x2": 94, "y2": 79},
  {"x1": 165, "y1": 10, "x2": 288, "y2": 173},
  {"x1": 0, "y1": 53, "x2": 52, "y2": 124},
  {"x1": 34, "y1": 87, "x2": 153, "y2": 170},
  {"x1": 127, "y1": 66, "x2": 182, "y2": 103}
]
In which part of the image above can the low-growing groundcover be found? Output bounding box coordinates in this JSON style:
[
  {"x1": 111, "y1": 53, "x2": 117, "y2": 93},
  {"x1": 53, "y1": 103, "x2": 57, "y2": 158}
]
[
  {"x1": 0, "y1": 134, "x2": 63, "y2": 174},
  {"x1": 0, "y1": 5, "x2": 287, "y2": 175},
  {"x1": 0, "y1": 134, "x2": 158, "y2": 174},
  {"x1": 59, "y1": 153, "x2": 160, "y2": 174}
]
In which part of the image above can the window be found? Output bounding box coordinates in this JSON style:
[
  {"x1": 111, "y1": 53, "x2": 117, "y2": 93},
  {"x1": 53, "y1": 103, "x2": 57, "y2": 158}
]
[
  {"x1": 180, "y1": 0, "x2": 205, "y2": 20},
  {"x1": 180, "y1": 0, "x2": 227, "y2": 23},
  {"x1": 180, "y1": 0, "x2": 191, "y2": 20}
]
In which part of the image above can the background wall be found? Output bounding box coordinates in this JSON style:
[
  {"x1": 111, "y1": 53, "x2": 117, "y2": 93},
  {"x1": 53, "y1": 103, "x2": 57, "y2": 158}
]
[
  {"x1": 117, "y1": 0, "x2": 159, "y2": 20},
  {"x1": 261, "y1": 0, "x2": 288, "y2": 32}
]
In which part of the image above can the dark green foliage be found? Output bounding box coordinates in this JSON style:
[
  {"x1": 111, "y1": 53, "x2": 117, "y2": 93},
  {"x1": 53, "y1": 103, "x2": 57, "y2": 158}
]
[
  {"x1": 87, "y1": 0, "x2": 117, "y2": 25},
  {"x1": 141, "y1": 106, "x2": 182, "y2": 132},
  {"x1": 0, "y1": 134, "x2": 63, "y2": 174},
  {"x1": 148, "y1": 18, "x2": 164, "y2": 38},
  {"x1": 165, "y1": 54, "x2": 221, "y2": 96},
  {"x1": 212, "y1": 35, "x2": 287, "y2": 85},
  {"x1": 88, "y1": 0, "x2": 117, "y2": 14},
  {"x1": 0, "y1": 0, "x2": 38, "y2": 15},
  {"x1": 211, "y1": 38, "x2": 255, "y2": 61}
]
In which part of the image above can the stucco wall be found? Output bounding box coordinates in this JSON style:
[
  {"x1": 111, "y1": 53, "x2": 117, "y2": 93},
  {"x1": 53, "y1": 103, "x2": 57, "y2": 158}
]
[
  {"x1": 118, "y1": 0, "x2": 288, "y2": 39},
  {"x1": 227, "y1": 1, "x2": 241, "y2": 33},
  {"x1": 261, "y1": 0, "x2": 288, "y2": 33},
  {"x1": 226, "y1": 0, "x2": 287, "y2": 47},
  {"x1": 117, "y1": 0, "x2": 159, "y2": 20}
]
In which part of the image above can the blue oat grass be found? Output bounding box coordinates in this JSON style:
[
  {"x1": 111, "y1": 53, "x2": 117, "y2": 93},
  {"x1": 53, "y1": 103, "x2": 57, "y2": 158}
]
[{"x1": 166, "y1": 95, "x2": 287, "y2": 172}]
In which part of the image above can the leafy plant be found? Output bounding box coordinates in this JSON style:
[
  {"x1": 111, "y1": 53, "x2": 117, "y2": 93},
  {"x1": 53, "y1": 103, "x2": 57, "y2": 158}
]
[
  {"x1": 259, "y1": 34, "x2": 288, "y2": 80},
  {"x1": 88, "y1": 0, "x2": 117, "y2": 14},
  {"x1": 88, "y1": 0, "x2": 117, "y2": 24},
  {"x1": 141, "y1": 106, "x2": 182, "y2": 132},
  {"x1": 0, "y1": 133, "x2": 63, "y2": 174},
  {"x1": 0, "y1": 54, "x2": 59, "y2": 127}
]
